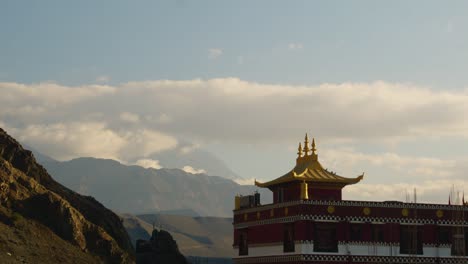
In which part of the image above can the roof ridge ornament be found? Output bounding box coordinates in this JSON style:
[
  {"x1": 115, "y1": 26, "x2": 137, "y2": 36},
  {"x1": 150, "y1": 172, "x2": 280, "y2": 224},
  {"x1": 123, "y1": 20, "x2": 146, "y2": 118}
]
[
  {"x1": 311, "y1": 137, "x2": 317, "y2": 155},
  {"x1": 254, "y1": 135, "x2": 365, "y2": 188},
  {"x1": 303, "y1": 134, "x2": 310, "y2": 156},
  {"x1": 311, "y1": 137, "x2": 318, "y2": 161},
  {"x1": 297, "y1": 142, "x2": 302, "y2": 158}
]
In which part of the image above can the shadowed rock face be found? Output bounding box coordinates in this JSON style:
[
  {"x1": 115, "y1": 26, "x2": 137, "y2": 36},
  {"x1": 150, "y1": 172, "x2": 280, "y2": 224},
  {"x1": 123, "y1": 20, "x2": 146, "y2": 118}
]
[
  {"x1": 136, "y1": 229, "x2": 188, "y2": 264},
  {"x1": 0, "y1": 127, "x2": 134, "y2": 263}
]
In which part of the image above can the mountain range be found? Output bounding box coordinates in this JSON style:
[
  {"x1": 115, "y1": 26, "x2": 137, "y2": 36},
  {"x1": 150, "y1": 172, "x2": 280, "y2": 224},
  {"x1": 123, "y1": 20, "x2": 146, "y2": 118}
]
[
  {"x1": 143, "y1": 145, "x2": 242, "y2": 181},
  {"x1": 15, "y1": 137, "x2": 273, "y2": 261},
  {"x1": 38, "y1": 157, "x2": 270, "y2": 217}
]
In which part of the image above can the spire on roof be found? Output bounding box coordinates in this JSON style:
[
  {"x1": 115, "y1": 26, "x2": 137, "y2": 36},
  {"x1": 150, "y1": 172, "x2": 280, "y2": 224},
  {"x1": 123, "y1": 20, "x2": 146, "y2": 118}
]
[
  {"x1": 303, "y1": 134, "x2": 310, "y2": 156},
  {"x1": 297, "y1": 142, "x2": 302, "y2": 158},
  {"x1": 255, "y1": 134, "x2": 364, "y2": 189},
  {"x1": 311, "y1": 138, "x2": 317, "y2": 155}
]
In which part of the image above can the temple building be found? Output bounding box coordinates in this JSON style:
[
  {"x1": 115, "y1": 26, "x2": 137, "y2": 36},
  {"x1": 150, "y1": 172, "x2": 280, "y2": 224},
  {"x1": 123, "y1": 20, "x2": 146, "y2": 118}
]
[{"x1": 233, "y1": 134, "x2": 468, "y2": 264}]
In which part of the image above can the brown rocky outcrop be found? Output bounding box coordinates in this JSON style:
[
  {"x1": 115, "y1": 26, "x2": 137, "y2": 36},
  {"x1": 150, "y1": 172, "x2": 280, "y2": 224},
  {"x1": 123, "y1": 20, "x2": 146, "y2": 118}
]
[
  {"x1": 0, "y1": 127, "x2": 134, "y2": 263},
  {"x1": 136, "y1": 229, "x2": 188, "y2": 264}
]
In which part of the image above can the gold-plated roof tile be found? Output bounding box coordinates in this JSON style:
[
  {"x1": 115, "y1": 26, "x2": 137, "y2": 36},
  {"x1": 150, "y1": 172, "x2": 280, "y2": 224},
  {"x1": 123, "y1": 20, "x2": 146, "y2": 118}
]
[{"x1": 255, "y1": 136, "x2": 364, "y2": 188}]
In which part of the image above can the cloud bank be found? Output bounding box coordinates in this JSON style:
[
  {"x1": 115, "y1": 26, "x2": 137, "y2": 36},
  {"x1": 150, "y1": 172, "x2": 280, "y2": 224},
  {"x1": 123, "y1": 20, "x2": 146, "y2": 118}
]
[
  {"x1": 3, "y1": 78, "x2": 468, "y2": 145},
  {"x1": 1, "y1": 78, "x2": 468, "y2": 202}
]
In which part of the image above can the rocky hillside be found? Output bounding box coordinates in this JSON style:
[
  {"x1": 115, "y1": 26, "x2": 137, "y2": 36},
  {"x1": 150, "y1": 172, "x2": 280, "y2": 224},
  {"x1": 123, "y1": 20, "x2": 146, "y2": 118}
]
[
  {"x1": 136, "y1": 228, "x2": 188, "y2": 264},
  {"x1": 0, "y1": 128, "x2": 134, "y2": 263},
  {"x1": 123, "y1": 214, "x2": 234, "y2": 258}
]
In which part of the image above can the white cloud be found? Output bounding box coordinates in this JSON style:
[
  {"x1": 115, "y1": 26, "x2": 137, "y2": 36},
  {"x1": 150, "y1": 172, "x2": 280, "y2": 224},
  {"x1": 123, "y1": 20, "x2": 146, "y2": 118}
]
[
  {"x1": 157, "y1": 113, "x2": 172, "y2": 123},
  {"x1": 288, "y1": 43, "x2": 303, "y2": 50},
  {"x1": 8, "y1": 122, "x2": 126, "y2": 161},
  {"x1": 119, "y1": 129, "x2": 178, "y2": 160},
  {"x1": 3, "y1": 122, "x2": 177, "y2": 162},
  {"x1": 120, "y1": 112, "x2": 140, "y2": 123},
  {"x1": 96, "y1": 75, "x2": 111, "y2": 83},
  {"x1": 3, "y1": 79, "x2": 468, "y2": 204},
  {"x1": 182, "y1": 165, "x2": 206, "y2": 174},
  {"x1": 0, "y1": 82, "x2": 115, "y2": 107},
  {"x1": 179, "y1": 143, "x2": 200, "y2": 155},
  {"x1": 234, "y1": 178, "x2": 256, "y2": 186},
  {"x1": 300, "y1": 147, "x2": 468, "y2": 203},
  {"x1": 344, "y1": 179, "x2": 468, "y2": 204},
  {"x1": 3, "y1": 78, "x2": 468, "y2": 197},
  {"x1": 4, "y1": 79, "x2": 468, "y2": 146},
  {"x1": 134, "y1": 159, "x2": 162, "y2": 169},
  {"x1": 120, "y1": 78, "x2": 468, "y2": 143},
  {"x1": 208, "y1": 48, "x2": 223, "y2": 59},
  {"x1": 320, "y1": 148, "x2": 456, "y2": 179},
  {"x1": 143, "y1": 113, "x2": 172, "y2": 124}
]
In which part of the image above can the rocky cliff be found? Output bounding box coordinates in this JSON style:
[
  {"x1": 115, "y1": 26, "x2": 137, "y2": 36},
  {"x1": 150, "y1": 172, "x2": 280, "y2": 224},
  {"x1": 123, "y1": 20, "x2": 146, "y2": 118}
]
[
  {"x1": 0, "y1": 128, "x2": 134, "y2": 263},
  {"x1": 136, "y1": 228, "x2": 188, "y2": 264}
]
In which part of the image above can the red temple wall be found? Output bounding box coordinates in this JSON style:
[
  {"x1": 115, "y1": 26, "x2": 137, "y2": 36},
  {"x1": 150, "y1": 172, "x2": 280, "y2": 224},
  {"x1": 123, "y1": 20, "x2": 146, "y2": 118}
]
[
  {"x1": 272, "y1": 183, "x2": 302, "y2": 203},
  {"x1": 308, "y1": 187, "x2": 342, "y2": 201},
  {"x1": 234, "y1": 201, "x2": 468, "y2": 247},
  {"x1": 271, "y1": 184, "x2": 344, "y2": 203},
  {"x1": 423, "y1": 224, "x2": 436, "y2": 244},
  {"x1": 235, "y1": 202, "x2": 468, "y2": 226},
  {"x1": 235, "y1": 221, "x2": 452, "y2": 246}
]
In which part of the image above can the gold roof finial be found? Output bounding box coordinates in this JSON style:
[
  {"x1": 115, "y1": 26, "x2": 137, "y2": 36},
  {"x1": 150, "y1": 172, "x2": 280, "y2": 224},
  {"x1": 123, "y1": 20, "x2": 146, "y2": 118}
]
[
  {"x1": 303, "y1": 133, "x2": 310, "y2": 156},
  {"x1": 297, "y1": 142, "x2": 303, "y2": 158},
  {"x1": 311, "y1": 138, "x2": 317, "y2": 155}
]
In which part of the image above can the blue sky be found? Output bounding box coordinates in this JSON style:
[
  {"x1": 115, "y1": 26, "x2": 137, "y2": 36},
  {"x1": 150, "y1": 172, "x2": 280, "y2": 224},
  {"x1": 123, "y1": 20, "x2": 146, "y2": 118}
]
[
  {"x1": 1, "y1": 1, "x2": 468, "y2": 203},
  {"x1": 2, "y1": 1, "x2": 468, "y2": 87}
]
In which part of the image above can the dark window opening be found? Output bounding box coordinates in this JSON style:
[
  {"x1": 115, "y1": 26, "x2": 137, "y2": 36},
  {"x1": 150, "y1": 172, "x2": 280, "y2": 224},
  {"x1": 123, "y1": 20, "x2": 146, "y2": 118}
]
[
  {"x1": 278, "y1": 188, "x2": 284, "y2": 203},
  {"x1": 400, "y1": 225, "x2": 423, "y2": 255},
  {"x1": 372, "y1": 224, "x2": 385, "y2": 242},
  {"x1": 438, "y1": 226, "x2": 451, "y2": 244},
  {"x1": 283, "y1": 223, "x2": 295, "y2": 252},
  {"x1": 451, "y1": 227, "x2": 466, "y2": 256},
  {"x1": 466, "y1": 230, "x2": 468, "y2": 256},
  {"x1": 350, "y1": 224, "x2": 363, "y2": 241},
  {"x1": 238, "y1": 230, "x2": 248, "y2": 256},
  {"x1": 314, "y1": 222, "x2": 338, "y2": 253}
]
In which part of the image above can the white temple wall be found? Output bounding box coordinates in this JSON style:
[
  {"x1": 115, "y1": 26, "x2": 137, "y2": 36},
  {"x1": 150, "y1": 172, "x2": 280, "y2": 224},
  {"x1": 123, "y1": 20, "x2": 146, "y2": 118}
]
[{"x1": 240, "y1": 242, "x2": 456, "y2": 258}]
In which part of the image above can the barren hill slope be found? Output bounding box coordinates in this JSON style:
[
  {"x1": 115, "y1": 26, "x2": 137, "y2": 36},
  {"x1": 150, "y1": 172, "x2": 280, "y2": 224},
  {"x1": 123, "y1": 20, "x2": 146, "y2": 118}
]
[
  {"x1": 0, "y1": 128, "x2": 134, "y2": 263},
  {"x1": 123, "y1": 213, "x2": 234, "y2": 258}
]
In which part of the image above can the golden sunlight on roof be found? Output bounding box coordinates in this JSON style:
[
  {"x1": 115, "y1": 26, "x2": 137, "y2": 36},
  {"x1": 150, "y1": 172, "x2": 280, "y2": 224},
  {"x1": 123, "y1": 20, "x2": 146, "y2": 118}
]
[{"x1": 254, "y1": 134, "x2": 364, "y2": 188}]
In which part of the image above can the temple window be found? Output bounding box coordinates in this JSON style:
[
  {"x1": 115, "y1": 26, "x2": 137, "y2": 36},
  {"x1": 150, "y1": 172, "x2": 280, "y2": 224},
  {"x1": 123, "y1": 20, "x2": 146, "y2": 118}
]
[
  {"x1": 466, "y1": 230, "x2": 468, "y2": 256},
  {"x1": 283, "y1": 223, "x2": 295, "y2": 252},
  {"x1": 371, "y1": 224, "x2": 385, "y2": 242},
  {"x1": 314, "y1": 222, "x2": 338, "y2": 253},
  {"x1": 278, "y1": 188, "x2": 284, "y2": 203},
  {"x1": 438, "y1": 226, "x2": 451, "y2": 244},
  {"x1": 350, "y1": 223, "x2": 363, "y2": 241},
  {"x1": 239, "y1": 229, "x2": 248, "y2": 256},
  {"x1": 399, "y1": 225, "x2": 423, "y2": 255},
  {"x1": 451, "y1": 227, "x2": 466, "y2": 256}
]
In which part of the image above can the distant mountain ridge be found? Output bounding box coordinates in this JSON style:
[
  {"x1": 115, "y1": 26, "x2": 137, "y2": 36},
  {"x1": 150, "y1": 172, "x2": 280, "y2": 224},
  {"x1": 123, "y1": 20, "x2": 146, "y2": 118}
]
[
  {"x1": 28, "y1": 143, "x2": 243, "y2": 181},
  {"x1": 40, "y1": 157, "x2": 271, "y2": 217},
  {"x1": 146, "y1": 146, "x2": 242, "y2": 180}
]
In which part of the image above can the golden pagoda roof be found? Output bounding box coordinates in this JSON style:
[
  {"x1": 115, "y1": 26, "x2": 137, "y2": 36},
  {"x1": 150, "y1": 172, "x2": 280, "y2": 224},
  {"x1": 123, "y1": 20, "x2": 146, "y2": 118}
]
[{"x1": 255, "y1": 135, "x2": 364, "y2": 188}]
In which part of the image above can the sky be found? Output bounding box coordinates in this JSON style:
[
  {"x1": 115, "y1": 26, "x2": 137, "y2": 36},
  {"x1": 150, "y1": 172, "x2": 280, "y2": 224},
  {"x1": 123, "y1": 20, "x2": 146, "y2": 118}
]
[{"x1": 1, "y1": 1, "x2": 468, "y2": 203}]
